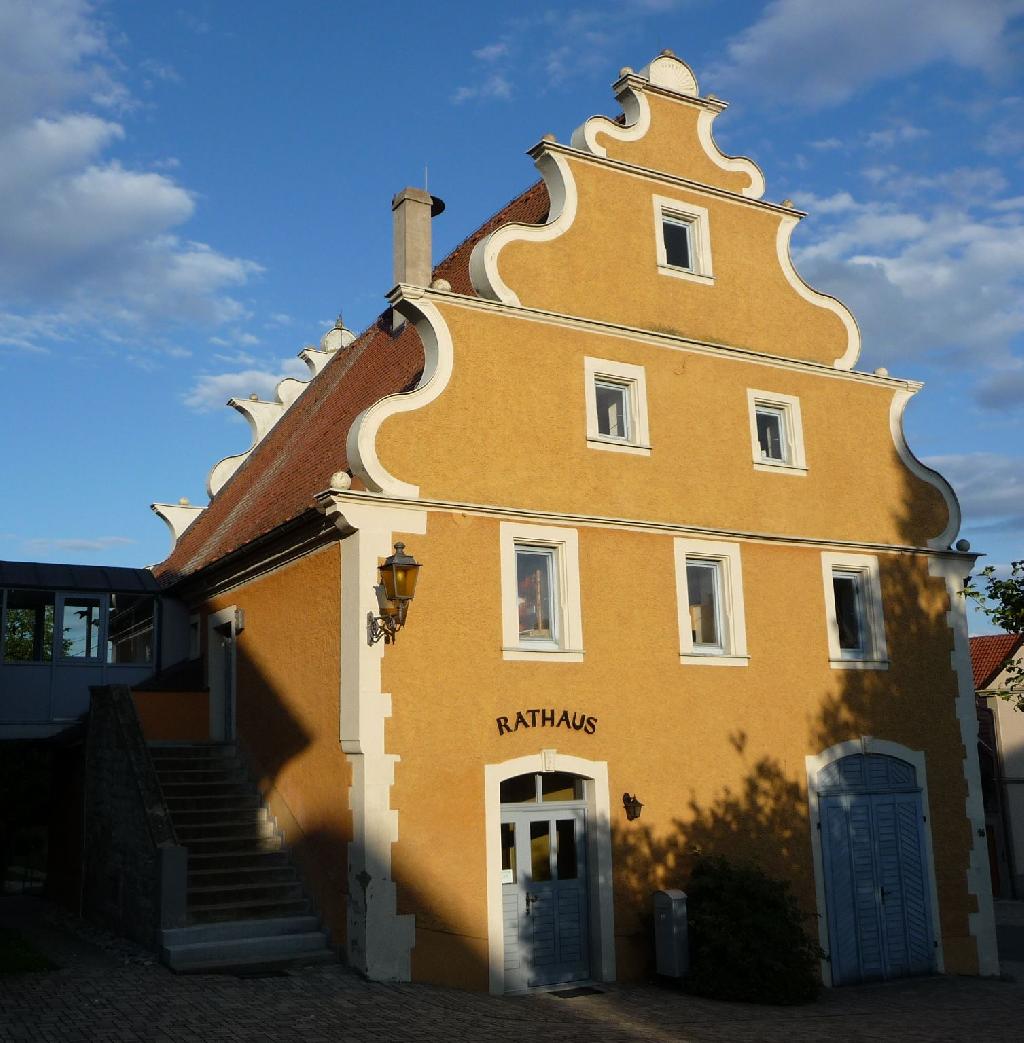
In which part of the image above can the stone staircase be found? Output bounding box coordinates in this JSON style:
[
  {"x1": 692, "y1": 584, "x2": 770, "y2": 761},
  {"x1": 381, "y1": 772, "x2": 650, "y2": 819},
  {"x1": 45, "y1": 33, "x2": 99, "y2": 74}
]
[{"x1": 151, "y1": 744, "x2": 335, "y2": 972}]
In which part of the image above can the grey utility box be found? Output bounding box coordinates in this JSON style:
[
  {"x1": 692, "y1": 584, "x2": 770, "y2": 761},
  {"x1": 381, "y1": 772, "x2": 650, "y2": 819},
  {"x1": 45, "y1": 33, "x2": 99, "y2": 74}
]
[{"x1": 653, "y1": 889, "x2": 689, "y2": 978}]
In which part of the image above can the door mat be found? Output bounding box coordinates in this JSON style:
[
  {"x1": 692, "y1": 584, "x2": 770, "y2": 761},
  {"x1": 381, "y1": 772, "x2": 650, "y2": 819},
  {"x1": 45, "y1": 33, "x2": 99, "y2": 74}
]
[{"x1": 548, "y1": 986, "x2": 604, "y2": 998}]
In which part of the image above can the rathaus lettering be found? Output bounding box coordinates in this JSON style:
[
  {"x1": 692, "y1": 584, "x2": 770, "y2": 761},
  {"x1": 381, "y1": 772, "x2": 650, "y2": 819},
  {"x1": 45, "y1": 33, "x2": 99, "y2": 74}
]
[{"x1": 496, "y1": 709, "x2": 597, "y2": 736}]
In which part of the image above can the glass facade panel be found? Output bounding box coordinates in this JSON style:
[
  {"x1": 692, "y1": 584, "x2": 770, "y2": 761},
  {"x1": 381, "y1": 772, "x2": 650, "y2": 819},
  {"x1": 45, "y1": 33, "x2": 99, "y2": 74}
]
[
  {"x1": 595, "y1": 380, "x2": 630, "y2": 439},
  {"x1": 833, "y1": 573, "x2": 864, "y2": 651},
  {"x1": 686, "y1": 562, "x2": 721, "y2": 649},
  {"x1": 61, "y1": 597, "x2": 102, "y2": 659},
  {"x1": 556, "y1": 819, "x2": 578, "y2": 880},
  {"x1": 2, "y1": 590, "x2": 55, "y2": 663},
  {"x1": 500, "y1": 774, "x2": 538, "y2": 804},
  {"x1": 501, "y1": 822, "x2": 517, "y2": 883},
  {"x1": 516, "y1": 547, "x2": 557, "y2": 642},
  {"x1": 530, "y1": 821, "x2": 552, "y2": 881},
  {"x1": 662, "y1": 218, "x2": 692, "y2": 269},
  {"x1": 107, "y1": 594, "x2": 154, "y2": 665},
  {"x1": 756, "y1": 407, "x2": 786, "y2": 461},
  {"x1": 541, "y1": 773, "x2": 585, "y2": 802}
]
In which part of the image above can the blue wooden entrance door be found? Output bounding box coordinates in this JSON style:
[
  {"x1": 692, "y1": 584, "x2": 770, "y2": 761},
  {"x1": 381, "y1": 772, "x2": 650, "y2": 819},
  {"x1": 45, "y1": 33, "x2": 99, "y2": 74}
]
[
  {"x1": 818, "y1": 753, "x2": 935, "y2": 985},
  {"x1": 500, "y1": 806, "x2": 590, "y2": 990}
]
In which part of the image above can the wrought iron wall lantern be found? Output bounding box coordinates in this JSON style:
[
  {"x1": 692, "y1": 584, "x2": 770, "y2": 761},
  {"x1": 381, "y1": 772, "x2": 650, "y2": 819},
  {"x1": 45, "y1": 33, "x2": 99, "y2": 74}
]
[
  {"x1": 623, "y1": 792, "x2": 644, "y2": 821},
  {"x1": 367, "y1": 542, "x2": 422, "y2": 646}
]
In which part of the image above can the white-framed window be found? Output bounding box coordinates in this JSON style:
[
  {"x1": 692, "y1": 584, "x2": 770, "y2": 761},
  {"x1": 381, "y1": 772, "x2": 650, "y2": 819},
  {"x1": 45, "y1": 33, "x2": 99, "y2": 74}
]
[
  {"x1": 652, "y1": 194, "x2": 713, "y2": 285},
  {"x1": 820, "y1": 552, "x2": 888, "y2": 670},
  {"x1": 583, "y1": 357, "x2": 651, "y2": 455},
  {"x1": 746, "y1": 389, "x2": 807, "y2": 475},
  {"x1": 500, "y1": 522, "x2": 583, "y2": 662},
  {"x1": 673, "y1": 538, "x2": 748, "y2": 666}
]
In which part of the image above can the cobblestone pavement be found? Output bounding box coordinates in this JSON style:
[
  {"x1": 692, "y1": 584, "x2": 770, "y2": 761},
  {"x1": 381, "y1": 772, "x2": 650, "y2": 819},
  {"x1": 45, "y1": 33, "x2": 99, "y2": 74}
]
[{"x1": 3, "y1": 901, "x2": 1024, "y2": 1042}]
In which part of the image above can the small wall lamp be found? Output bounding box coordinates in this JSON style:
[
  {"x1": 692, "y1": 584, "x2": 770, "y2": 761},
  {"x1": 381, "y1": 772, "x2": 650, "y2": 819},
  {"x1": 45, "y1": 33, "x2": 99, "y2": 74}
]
[
  {"x1": 623, "y1": 792, "x2": 644, "y2": 821},
  {"x1": 367, "y1": 542, "x2": 422, "y2": 646}
]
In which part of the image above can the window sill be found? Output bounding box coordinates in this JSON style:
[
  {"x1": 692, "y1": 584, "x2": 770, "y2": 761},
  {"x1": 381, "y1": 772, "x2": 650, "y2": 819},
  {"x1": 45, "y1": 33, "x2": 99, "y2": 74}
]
[
  {"x1": 829, "y1": 657, "x2": 889, "y2": 671},
  {"x1": 753, "y1": 460, "x2": 807, "y2": 476},
  {"x1": 502, "y1": 647, "x2": 584, "y2": 663},
  {"x1": 657, "y1": 264, "x2": 714, "y2": 286},
  {"x1": 680, "y1": 652, "x2": 750, "y2": 667},
  {"x1": 586, "y1": 436, "x2": 652, "y2": 457}
]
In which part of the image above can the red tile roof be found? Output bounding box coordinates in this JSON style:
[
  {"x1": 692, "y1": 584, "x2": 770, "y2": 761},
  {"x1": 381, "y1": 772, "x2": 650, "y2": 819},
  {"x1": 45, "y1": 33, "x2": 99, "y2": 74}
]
[
  {"x1": 970, "y1": 633, "x2": 1024, "y2": 689},
  {"x1": 155, "y1": 180, "x2": 550, "y2": 585}
]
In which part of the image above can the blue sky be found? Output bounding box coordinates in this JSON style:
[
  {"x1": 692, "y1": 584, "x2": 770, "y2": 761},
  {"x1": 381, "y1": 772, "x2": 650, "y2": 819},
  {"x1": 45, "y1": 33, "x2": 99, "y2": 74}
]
[{"x1": 0, "y1": 0, "x2": 1021, "y2": 633}]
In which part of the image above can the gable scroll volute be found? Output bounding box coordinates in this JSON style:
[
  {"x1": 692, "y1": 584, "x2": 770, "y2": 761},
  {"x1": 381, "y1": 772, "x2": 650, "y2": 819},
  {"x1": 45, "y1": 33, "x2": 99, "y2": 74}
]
[
  {"x1": 571, "y1": 52, "x2": 765, "y2": 199},
  {"x1": 472, "y1": 51, "x2": 861, "y2": 371}
]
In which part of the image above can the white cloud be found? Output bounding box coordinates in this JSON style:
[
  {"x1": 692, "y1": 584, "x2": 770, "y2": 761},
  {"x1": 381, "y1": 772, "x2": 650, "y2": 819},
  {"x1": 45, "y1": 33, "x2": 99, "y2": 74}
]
[
  {"x1": 864, "y1": 123, "x2": 929, "y2": 150},
  {"x1": 183, "y1": 359, "x2": 309, "y2": 412},
  {"x1": 452, "y1": 74, "x2": 513, "y2": 104},
  {"x1": 925, "y1": 453, "x2": 1024, "y2": 534},
  {"x1": 0, "y1": 0, "x2": 115, "y2": 130},
  {"x1": 451, "y1": 1, "x2": 690, "y2": 106},
  {"x1": 710, "y1": 0, "x2": 1024, "y2": 108},
  {"x1": 472, "y1": 42, "x2": 508, "y2": 62},
  {"x1": 23, "y1": 535, "x2": 136, "y2": 553},
  {"x1": 0, "y1": 0, "x2": 263, "y2": 350},
  {"x1": 791, "y1": 187, "x2": 1024, "y2": 378}
]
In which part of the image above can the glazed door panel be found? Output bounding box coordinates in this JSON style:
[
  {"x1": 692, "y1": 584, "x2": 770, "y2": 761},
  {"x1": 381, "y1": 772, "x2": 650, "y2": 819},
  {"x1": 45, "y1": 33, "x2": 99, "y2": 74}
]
[{"x1": 500, "y1": 808, "x2": 589, "y2": 990}]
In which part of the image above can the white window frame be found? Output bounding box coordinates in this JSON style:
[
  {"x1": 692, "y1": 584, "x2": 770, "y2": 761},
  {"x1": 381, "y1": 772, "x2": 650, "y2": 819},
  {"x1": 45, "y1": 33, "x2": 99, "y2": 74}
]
[
  {"x1": 583, "y1": 357, "x2": 651, "y2": 456},
  {"x1": 746, "y1": 389, "x2": 807, "y2": 475},
  {"x1": 673, "y1": 538, "x2": 748, "y2": 667},
  {"x1": 820, "y1": 552, "x2": 888, "y2": 670},
  {"x1": 653, "y1": 194, "x2": 713, "y2": 285},
  {"x1": 500, "y1": 522, "x2": 583, "y2": 662}
]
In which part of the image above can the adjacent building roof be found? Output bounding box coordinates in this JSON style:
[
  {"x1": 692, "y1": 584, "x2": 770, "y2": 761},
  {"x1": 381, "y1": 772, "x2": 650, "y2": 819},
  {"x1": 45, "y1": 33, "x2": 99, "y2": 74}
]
[
  {"x1": 0, "y1": 560, "x2": 161, "y2": 594},
  {"x1": 970, "y1": 633, "x2": 1024, "y2": 690},
  {"x1": 155, "y1": 180, "x2": 550, "y2": 586}
]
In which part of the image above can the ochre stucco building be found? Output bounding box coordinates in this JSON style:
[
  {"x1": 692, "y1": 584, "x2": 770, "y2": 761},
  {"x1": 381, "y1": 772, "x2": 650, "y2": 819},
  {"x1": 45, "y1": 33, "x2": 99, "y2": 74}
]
[{"x1": 141, "y1": 52, "x2": 997, "y2": 991}]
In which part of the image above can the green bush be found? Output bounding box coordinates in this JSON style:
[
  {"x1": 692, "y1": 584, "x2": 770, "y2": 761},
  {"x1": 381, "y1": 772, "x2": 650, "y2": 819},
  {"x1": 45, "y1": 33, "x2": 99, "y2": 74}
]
[{"x1": 685, "y1": 855, "x2": 821, "y2": 1005}]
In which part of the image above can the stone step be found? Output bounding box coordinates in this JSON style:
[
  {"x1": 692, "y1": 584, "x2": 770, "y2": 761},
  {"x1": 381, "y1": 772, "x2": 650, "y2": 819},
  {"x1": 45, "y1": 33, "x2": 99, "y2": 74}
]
[
  {"x1": 185, "y1": 850, "x2": 291, "y2": 872},
  {"x1": 176, "y1": 819, "x2": 277, "y2": 842},
  {"x1": 163, "y1": 914, "x2": 322, "y2": 947},
  {"x1": 150, "y1": 744, "x2": 236, "y2": 760},
  {"x1": 187, "y1": 897, "x2": 311, "y2": 925},
  {"x1": 165, "y1": 793, "x2": 261, "y2": 813},
  {"x1": 170, "y1": 806, "x2": 268, "y2": 828},
  {"x1": 188, "y1": 864, "x2": 299, "y2": 889},
  {"x1": 156, "y1": 768, "x2": 248, "y2": 786},
  {"x1": 163, "y1": 932, "x2": 333, "y2": 973},
  {"x1": 160, "y1": 781, "x2": 254, "y2": 799},
  {"x1": 151, "y1": 754, "x2": 241, "y2": 771},
  {"x1": 182, "y1": 834, "x2": 283, "y2": 856},
  {"x1": 188, "y1": 880, "x2": 304, "y2": 906}
]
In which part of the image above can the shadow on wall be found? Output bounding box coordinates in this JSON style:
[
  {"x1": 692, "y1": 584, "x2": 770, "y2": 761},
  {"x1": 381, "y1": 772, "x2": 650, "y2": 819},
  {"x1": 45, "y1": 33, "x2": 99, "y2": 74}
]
[
  {"x1": 212, "y1": 464, "x2": 977, "y2": 1002},
  {"x1": 611, "y1": 467, "x2": 979, "y2": 980}
]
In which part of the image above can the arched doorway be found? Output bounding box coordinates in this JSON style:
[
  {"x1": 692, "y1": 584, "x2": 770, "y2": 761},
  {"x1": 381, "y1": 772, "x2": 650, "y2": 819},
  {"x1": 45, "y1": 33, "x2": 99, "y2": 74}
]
[
  {"x1": 500, "y1": 771, "x2": 590, "y2": 990},
  {"x1": 807, "y1": 741, "x2": 940, "y2": 985},
  {"x1": 484, "y1": 754, "x2": 615, "y2": 994}
]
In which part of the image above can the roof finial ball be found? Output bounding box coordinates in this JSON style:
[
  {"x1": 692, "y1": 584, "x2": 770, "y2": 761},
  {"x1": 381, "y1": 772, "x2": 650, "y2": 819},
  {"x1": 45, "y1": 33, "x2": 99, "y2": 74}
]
[
  {"x1": 956, "y1": 539, "x2": 971, "y2": 553},
  {"x1": 660, "y1": 48, "x2": 676, "y2": 58},
  {"x1": 619, "y1": 66, "x2": 634, "y2": 78},
  {"x1": 249, "y1": 393, "x2": 259, "y2": 401}
]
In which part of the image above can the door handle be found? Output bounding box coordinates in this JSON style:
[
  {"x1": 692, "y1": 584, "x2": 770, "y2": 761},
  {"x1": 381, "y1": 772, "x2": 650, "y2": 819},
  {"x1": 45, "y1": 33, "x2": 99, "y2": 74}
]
[
  {"x1": 880, "y1": 886, "x2": 887, "y2": 905},
  {"x1": 525, "y1": 893, "x2": 538, "y2": 915}
]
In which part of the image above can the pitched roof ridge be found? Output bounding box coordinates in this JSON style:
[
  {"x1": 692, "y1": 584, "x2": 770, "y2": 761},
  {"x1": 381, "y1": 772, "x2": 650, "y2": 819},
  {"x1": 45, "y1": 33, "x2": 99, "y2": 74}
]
[
  {"x1": 155, "y1": 179, "x2": 552, "y2": 584},
  {"x1": 969, "y1": 632, "x2": 1024, "y2": 690},
  {"x1": 431, "y1": 179, "x2": 546, "y2": 280}
]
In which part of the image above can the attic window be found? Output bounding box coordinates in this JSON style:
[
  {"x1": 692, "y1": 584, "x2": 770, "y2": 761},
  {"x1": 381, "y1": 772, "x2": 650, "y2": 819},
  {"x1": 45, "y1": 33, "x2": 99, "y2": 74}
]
[
  {"x1": 662, "y1": 216, "x2": 692, "y2": 270},
  {"x1": 653, "y1": 194, "x2": 713, "y2": 285}
]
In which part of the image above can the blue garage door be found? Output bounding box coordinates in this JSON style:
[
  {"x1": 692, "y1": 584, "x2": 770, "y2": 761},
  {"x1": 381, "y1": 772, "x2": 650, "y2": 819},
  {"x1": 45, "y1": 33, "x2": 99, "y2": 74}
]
[{"x1": 818, "y1": 753, "x2": 935, "y2": 985}]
